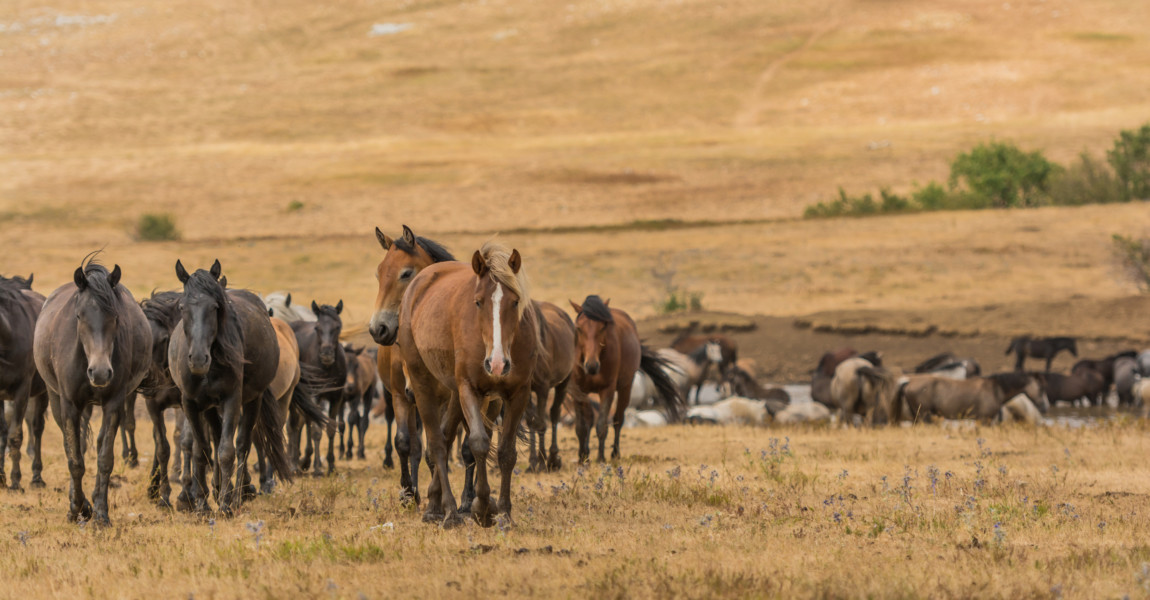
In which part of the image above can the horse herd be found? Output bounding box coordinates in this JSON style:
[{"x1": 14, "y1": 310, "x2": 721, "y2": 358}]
[{"x1": 3, "y1": 229, "x2": 1147, "y2": 529}]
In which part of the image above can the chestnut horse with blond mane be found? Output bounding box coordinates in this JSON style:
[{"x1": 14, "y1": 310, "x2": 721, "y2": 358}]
[
  {"x1": 368, "y1": 225, "x2": 455, "y2": 503},
  {"x1": 399, "y1": 241, "x2": 538, "y2": 528}
]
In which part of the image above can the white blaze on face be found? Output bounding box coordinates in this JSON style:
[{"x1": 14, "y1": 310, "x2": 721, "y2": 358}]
[{"x1": 489, "y1": 283, "x2": 506, "y2": 375}]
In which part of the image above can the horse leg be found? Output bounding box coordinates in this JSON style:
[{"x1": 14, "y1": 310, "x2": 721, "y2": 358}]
[
  {"x1": 4, "y1": 380, "x2": 30, "y2": 490},
  {"x1": 1014, "y1": 352, "x2": 1024, "y2": 372},
  {"x1": 548, "y1": 379, "x2": 569, "y2": 471},
  {"x1": 611, "y1": 378, "x2": 634, "y2": 461},
  {"x1": 90, "y1": 396, "x2": 125, "y2": 526},
  {"x1": 234, "y1": 400, "x2": 260, "y2": 504},
  {"x1": 1045, "y1": 356, "x2": 1053, "y2": 373},
  {"x1": 345, "y1": 399, "x2": 357, "y2": 460},
  {"x1": 594, "y1": 385, "x2": 617, "y2": 463},
  {"x1": 121, "y1": 393, "x2": 139, "y2": 468},
  {"x1": 49, "y1": 392, "x2": 89, "y2": 522},
  {"x1": 458, "y1": 385, "x2": 494, "y2": 527},
  {"x1": 325, "y1": 397, "x2": 341, "y2": 476},
  {"x1": 573, "y1": 390, "x2": 593, "y2": 464},
  {"x1": 287, "y1": 406, "x2": 303, "y2": 475},
  {"x1": 336, "y1": 401, "x2": 347, "y2": 460},
  {"x1": 182, "y1": 405, "x2": 213, "y2": 514},
  {"x1": 145, "y1": 397, "x2": 172, "y2": 507},
  {"x1": 27, "y1": 391, "x2": 46, "y2": 488},
  {"x1": 494, "y1": 387, "x2": 530, "y2": 525},
  {"x1": 358, "y1": 390, "x2": 372, "y2": 460},
  {"x1": 175, "y1": 412, "x2": 196, "y2": 511},
  {"x1": 382, "y1": 389, "x2": 395, "y2": 469},
  {"x1": 170, "y1": 407, "x2": 184, "y2": 482},
  {"x1": 414, "y1": 389, "x2": 459, "y2": 527},
  {"x1": 214, "y1": 396, "x2": 242, "y2": 517},
  {"x1": 307, "y1": 418, "x2": 324, "y2": 477},
  {"x1": 392, "y1": 389, "x2": 415, "y2": 501}
]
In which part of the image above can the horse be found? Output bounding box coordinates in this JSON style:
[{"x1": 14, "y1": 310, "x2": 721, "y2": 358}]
[
  {"x1": 137, "y1": 290, "x2": 186, "y2": 507},
  {"x1": 253, "y1": 316, "x2": 303, "y2": 492},
  {"x1": 1071, "y1": 350, "x2": 1138, "y2": 404},
  {"x1": 169, "y1": 260, "x2": 292, "y2": 516},
  {"x1": 830, "y1": 358, "x2": 900, "y2": 426},
  {"x1": 398, "y1": 241, "x2": 538, "y2": 528},
  {"x1": 914, "y1": 352, "x2": 981, "y2": 377},
  {"x1": 524, "y1": 300, "x2": 577, "y2": 473},
  {"x1": 1006, "y1": 336, "x2": 1078, "y2": 372},
  {"x1": 33, "y1": 260, "x2": 151, "y2": 524},
  {"x1": 1033, "y1": 370, "x2": 1107, "y2": 407},
  {"x1": 630, "y1": 348, "x2": 695, "y2": 411},
  {"x1": 262, "y1": 291, "x2": 316, "y2": 323},
  {"x1": 901, "y1": 372, "x2": 1048, "y2": 424},
  {"x1": 1113, "y1": 356, "x2": 1139, "y2": 406},
  {"x1": 290, "y1": 301, "x2": 347, "y2": 476},
  {"x1": 724, "y1": 363, "x2": 790, "y2": 407},
  {"x1": 670, "y1": 333, "x2": 737, "y2": 403},
  {"x1": 686, "y1": 396, "x2": 784, "y2": 426},
  {"x1": 341, "y1": 344, "x2": 379, "y2": 461},
  {"x1": 811, "y1": 348, "x2": 881, "y2": 409},
  {"x1": 569, "y1": 295, "x2": 684, "y2": 464},
  {"x1": 0, "y1": 275, "x2": 49, "y2": 490},
  {"x1": 367, "y1": 225, "x2": 455, "y2": 503}
]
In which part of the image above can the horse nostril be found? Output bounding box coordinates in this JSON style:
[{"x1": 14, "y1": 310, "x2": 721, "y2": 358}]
[{"x1": 484, "y1": 358, "x2": 492, "y2": 373}]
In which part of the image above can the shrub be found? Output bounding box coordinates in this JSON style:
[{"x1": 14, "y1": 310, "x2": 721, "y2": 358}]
[
  {"x1": 1047, "y1": 152, "x2": 1125, "y2": 206},
  {"x1": 1112, "y1": 234, "x2": 1150, "y2": 292},
  {"x1": 658, "y1": 289, "x2": 704, "y2": 314},
  {"x1": 879, "y1": 189, "x2": 912, "y2": 213},
  {"x1": 948, "y1": 141, "x2": 1061, "y2": 208},
  {"x1": 286, "y1": 200, "x2": 305, "y2": 212},
  {"x1": 912, "y1": 181, "x2": 949, "y2": 211},
  {"x1": 1107, "y1": 123, "x2": 1150, "y2": 201},
  {"x1": 135, "y1": 213, "x2": 180, "y2": 241}
]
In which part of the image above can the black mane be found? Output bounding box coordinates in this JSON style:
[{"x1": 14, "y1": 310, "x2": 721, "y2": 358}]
[
  {"x1": 580, "y1": 295, "x2": 614, "y2": 324},
  {"x1": 988, "y1": 371, "x2": 1033, "y2": 390},
  {"x1": 80, "y1": 262, "x2": 119, "y2": 317},
  {"x1": 185, "y1": 270, "x2": 244, "y2": 362},
  {"x1": 315, "y1": 303, "x2": 343, "y2": 322},
  {"x1": 141, "y1": 290, "x2": 183, "y2": 331},
  {"x1": 395, "y1": 235, "x2": 455, "y2": 263},
  {"x1": 0, "y1": 276, "x2": 26, "y2": 309}
]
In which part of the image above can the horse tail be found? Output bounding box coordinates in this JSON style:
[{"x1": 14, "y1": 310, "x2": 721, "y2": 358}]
[
  {"x1": 339, "y1": 322, "x2": 369, "y2": 342},
  {"x1": 290, "y1": 383, "x2": 329, "y2": 429},
  {"x1": 254, "y1": 387, "x2": 294, "y2": 483},
  {"x1": 639, "y1": 345, "x2": 686, "y2": 422}
]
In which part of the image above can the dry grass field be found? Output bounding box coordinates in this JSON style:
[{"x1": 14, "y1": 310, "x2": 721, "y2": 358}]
[{"x1": 4, "y1": 0, "x2": 1150, "y2": 597}]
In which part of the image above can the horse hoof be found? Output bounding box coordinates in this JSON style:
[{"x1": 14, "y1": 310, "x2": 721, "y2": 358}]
[
  {"x1": 175, "y1": 494, "x2": 193, "y2": 513},
  {"x1": 311, "y1": 470, "x2": 324, "y2": 479},
  {"x1": 422, "y1": 511, "x2": 445, "y2": 524},
  {"x1": 94, "y1": 514, "x2": 112, "y2": 528},
  {"x1": 157, "y1": 497, "x2": 173, "y2": 510},
  {"x1": 7, "y1": 484, "x2": 24, "y2": 493},
  {"x1": 495, "y1": 513, "x2": 515, "y2": 530},
  {"x1": 126, "y1": 458, "x2": 139, "y2": 469},
  {"x1": 358, "y1": 453, "x2": 367, "y2": 461},
  {"x1": 29, "y1": 478, "x2": 46, "y2": 489},
  {"x1": 218, "y1": 506, "x2": 234, "y2": 519},
  {"x1": 383, "y1": 458, "x2": 395, "y2": 470},
  {"x1": 458, "y1": 501, "x2": 473, "y2": 515},
  {"x1": 442, "y1": 512, "x2": 467, "y2": 530},
  {"x1": 548, "y1": 456, "x2": 562, "y2": 472},
  {"x1": 472, "y1": 510, "x2": 494, "y2": 528},
  {"x1": 241, "y1": 485, "x2": 258, "y2": 502}
]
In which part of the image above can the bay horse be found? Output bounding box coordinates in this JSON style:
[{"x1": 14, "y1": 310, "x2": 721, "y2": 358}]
[
  {"x1": 670, "y1": 333, "x2": 737, "y2": 403},
  {"x1": 0, "y1": 275, "x2": 49, "y2": 490},
  {"x1": 569, "y1": 295, "x2": 684, "y2": 464},
  {"x1": 524, "y1": 300, "x2": 576, "y2": 473},
  {"x1": 399, "y1": 241, "x2": 538, "y2": 528},
  {"x1": 291, "y1": 301, "x2": 347, "y2": 476},
  {"x1": 33, "y1": 260, "x2": 151, "y2": 524},
  {"x1": 138, "y1": 290, "x2": 186, "y2": 507},
  {"x1": 368, "y1": 225, "x2": 454, "y2": 502},
  {"x1": 901, "y1": 372, "x2": 1048, "y2": 424},
  {"x1": 341, "y1": 344, "x2": 379, "y2": 461},
  {"x1": 254, "y1": 316, "x2": 303, "y2": 492},
  {"x1": 169, "y1": 260, "x2": 292, "y2": 516},
  {"x1": 1006, "y1": 336, "x2": 1077, "y2": 372}
]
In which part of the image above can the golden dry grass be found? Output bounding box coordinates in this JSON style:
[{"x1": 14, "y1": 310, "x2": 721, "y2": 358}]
[{"x1": 7, "y1": 418, "x2": 1150, "y2": 598}]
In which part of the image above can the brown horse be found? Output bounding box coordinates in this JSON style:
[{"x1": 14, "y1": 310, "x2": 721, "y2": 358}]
[
  {"x1": 340, "y1": 344, "x2": 378, "y2": 461},
  {"x1": 670, "y1": 333, "x2": 737, "y2": 403},
  {"x1": 0, "y1": 275, "x2": 48, "y2": 490},
  {"x1": 399, "y1": 242, "x2": 538, "y2": 528},
  {"x1": 524, "y1": 300, "x2": 577, "y2": 473},
  {"x1": 34, "y1": 260, "x2": 152, "y2": 525},
  {"x1": 570, "y1": 295, "x2": 684, "y2": 464},
  {"x1": 254, "y1": 316, "x2": 302, "y2": 492},
  {"x1": 368, "y1": 225, "x2": 454, "y2": 503}
]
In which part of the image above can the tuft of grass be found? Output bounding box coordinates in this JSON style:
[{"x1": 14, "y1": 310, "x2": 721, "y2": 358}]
[
  {"x1": 135, "y1": 213, "x2": 180, "y2": 241},
  {"x1": 286, "y1": 200, "x2": 305, "y2": 212}
]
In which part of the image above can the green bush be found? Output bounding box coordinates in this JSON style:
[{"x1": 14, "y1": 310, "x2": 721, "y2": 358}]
[
  {"x1": 948, "y1": 141, "x2": 1061, "y2": 208},
  {"x1": 1107, "y1": 123, "x2": 1150, "y2": 201},
  {"x1": 912, "y1": 181, "x2": 949, "y2": 211},
  {"x1": 879, "y1": 189, "x2": 912, "y2": 213},
  {"x1": 658, "y1": 289, "x2": 704, "y2": 314},
  {"x1": 136, "y1": 213, "x2": 180, "y2": 241},
  {"x1": 1112, "y1": 234, "x2": 1150, "y2": 292},
  {"x1": 1047, "y1": 152, "x2": 1125, "y2": 206}
]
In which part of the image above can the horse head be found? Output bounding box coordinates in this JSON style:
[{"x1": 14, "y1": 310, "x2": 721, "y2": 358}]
[
  {"x1": 472, "y1": 243, "x2": 527, "y2": 378},
  {"x1": 570, "y1": 295, "x2": 613, "y2": 377},
  {"x1": 73, "y1": 262, "x2": 122, "y2": 388},
  {"x1": 369, "y1": 225, "x2": 455, "y2": 346},
  {"x1": 140, "y1": 291, "x2": 181, "y2": 384},
  {"x1": 175, "y1": 259, "x2": 230, "y2": 376},
  {"x1": 343, "y1": 344, "x2": 362, "y2": 396},
  {"x1": 311, "y1": 300, "x2": 343, "y2": 367}
]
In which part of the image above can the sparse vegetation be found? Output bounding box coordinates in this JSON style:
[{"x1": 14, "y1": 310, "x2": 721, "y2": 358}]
[
  {"x1": 651, "y1": 259, "x2": 704, "y2": 314},
  {"x1": 286, "y1": 200, "x2": 305, "y2": 212},
  {"x1": 948, "y1": 141, "x2": 1062, "y2": 208},
  {"x1": 1112, "y1": 234, "x2": 1150, "y2": 292},
  {"x1": 135, "y1": 213, "x2": 180, "y2": 241},
  {"x1": 1108, "y1": 123, "x2": 1150, "y2": 201}
]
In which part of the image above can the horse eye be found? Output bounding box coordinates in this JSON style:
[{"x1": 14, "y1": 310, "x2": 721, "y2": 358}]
[
  {"x1": 475, "y1": 300, "x2": 482, "y2": 307},
  {"x1": 399, "y1": 269, "x2": 414, "y2": 281}
]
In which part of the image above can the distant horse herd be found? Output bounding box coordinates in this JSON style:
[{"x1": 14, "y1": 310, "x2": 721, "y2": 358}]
[{"x1": 1, "y1": 229, "x2": 1147, "y2": 527}]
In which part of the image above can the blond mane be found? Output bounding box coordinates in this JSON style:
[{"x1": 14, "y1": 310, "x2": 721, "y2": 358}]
[{"x1": 479, "y1": 240, "x2": 531, "y2": 321}]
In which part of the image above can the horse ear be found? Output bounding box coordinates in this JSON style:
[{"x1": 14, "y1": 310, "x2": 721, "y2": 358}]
[
  {"x1": 471, "y1": 250, "x2": 488, "y2": 277},
  {"x1": 219, "y1": 275, "x2": 228, "y2": 289},
  {"x1": 284, "y1": 293, "x2": 292, "y2": 307},
  {"x1": 25, "y1": 274, "x2": 32, "y2": 287},
  {"x1": 401, "y1": 225, "x2": 416, "y2": 247},
  {"x1": 109, "y1": 264, "x2": 122, "y2": 288},
  {"x1": 268, "y1": 308, "x2": 274, "y2": 317},
  {"x1": 508, "y1": 249, "x2": 522, "y2": 274},
  {"x1": 74, "y1": 267, "x2": 87, "y2": 290},
  {"x1": 335, "y1": 300, "x2": 344, "y2": 314},
  {"x1": 569, "y1": 300, "x2": 582, "y2": 314},
  {"x1": 209, "y1": 259, "x2": 222, "y2": 280},
  {"x1": 604, "y1": 298, "x2": 611, "y2": 307},
  {"x1": 375, "y1": 227, "x2": 392, "y2": 250},
  {"x1": 175, "y1": 260, "x2": 190, "y2": 284},
  {"x1": 311, "y1": 300, "x2": 320, "y2": 313}
]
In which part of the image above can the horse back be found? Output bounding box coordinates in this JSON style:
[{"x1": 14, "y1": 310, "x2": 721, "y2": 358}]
[
  {"x1": 536, "y1": 301, "x2": 576, "y2": 387},
  {"x1": 228, "y1": 289, "x2": 280, "y2": 393}
]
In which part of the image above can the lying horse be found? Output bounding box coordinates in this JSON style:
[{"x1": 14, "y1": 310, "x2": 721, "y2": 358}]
[
  {"x1": 1006, "y1": 336, "x2": 1077, "y2": 372},
  {"x1": 685, "y1": 397, "x2": 776, "y2": 427},
  {"x1": 902, "y1": 372, "x2": 1048, "y2": 423}
]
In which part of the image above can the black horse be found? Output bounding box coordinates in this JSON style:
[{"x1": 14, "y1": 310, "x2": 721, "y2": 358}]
[
  {"x1": 1006, "y1": 336, "x2": 1078, "y2": 372},
  {"x1": 0, "y1": 275, "x2": 49, "y2": 490},
  {"x1": 169, "y1": 260, "x2": 292, "y2": 516},
  {"x1": 33, "y1": 260, "x2": 151, "y2": 525},
  {"x1": 291, "y1": 301, "x2": 347, "y2": 477},
  {"x1": 137, "y1": 290, "x2": 186, "y2": 507},
  {"x1": 341, "y1": 344, "x2": 378, "y2": 461}
]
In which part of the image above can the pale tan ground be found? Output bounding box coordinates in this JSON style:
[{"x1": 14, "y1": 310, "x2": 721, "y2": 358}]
[{"x1": 4, "y1": 0, "x2": 1150, "y2": 597}]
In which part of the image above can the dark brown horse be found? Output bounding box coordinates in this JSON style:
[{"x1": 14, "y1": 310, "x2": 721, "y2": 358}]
[
  {"x1": 570, "y1": 295, "x2": 684, "y2": 464},
  {"x1": 368, "y1": 225, "x2": 454, "y2": 503},
  {"x1": 138, "y1": 290, "x2": 185, "y2": 507},
  {"x1": 34, "y1": 260, "x2": 151, "y2": 524},
  {"x1": 169, "y1": 260, "x2": 292, "y2": 516},
  {"x1": 291, "y1": 301, "x2": 347, "y2": 477},
  {"x1": 399, "y1": 242, "x2": 538, "y2": 528},
  {"x1": 0, "y1": 275, "x2": 48, "y2": 490},
  {"x1": 1070, "y1": 350, "x2": 1137, "y2": 405},
  {"x1": 1034, "y1": 370, "x2": 1107, "y2": 407},
  {"x1": 340, "y1": 344, "x2": 378, "y2": 461},
  {"x1": 524, "y1": 300, "x2": 577, "y2": 473},
  {"x1": 1006, "y1": 336, "x2": 1078, "y2": 372},
  {"x1": 670, "y1": 333, "x2": 737, "y2": 403}
]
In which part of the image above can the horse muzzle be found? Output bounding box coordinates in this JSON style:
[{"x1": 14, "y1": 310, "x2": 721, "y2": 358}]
[
  {"x1": 188, "y1": 352, "x2": 211, "y2": 376},
  {"x1": 583, "y1": 361, "x2": 601, "y2": 376},
  {"x1": 484, "y1": 356, "x2": 512, "y2": 377},
  {"x1": 369, "y1": 312, "x2": 398, "y2": 346},
  {"x1": 87, "y1": 365, "x2": 113, "y2": 388}
]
